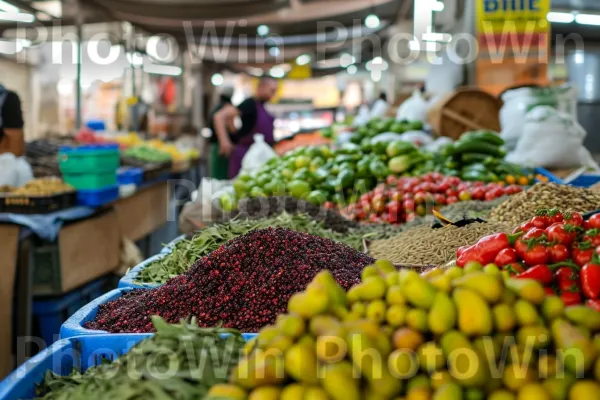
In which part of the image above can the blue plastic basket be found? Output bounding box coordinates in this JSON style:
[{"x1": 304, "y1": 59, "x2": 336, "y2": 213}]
[
  {"x1": 160, "y1": 234, "x2": 186, "y2": 254},
  {"x1": 32, "y1": 278, "x2": 107, "y2": 347},
  {"x1": 118, "y1": 254, "x2": 164, "y2": 290},
  {"x1": 77, "y1": 185, "x2": 119, "y2": 207},
  {"x1": 60, "y1": 288, "x2": 135, "y2": 339},
  {"x1": 0, "y1": 333, "x2": 257, "y2": 400},
  {"x1": 117, "y1": 167, "x2": 143, "y2": 186},
  {"x1": 535, "y1": 167, "x2": 600, "y2": 188}
]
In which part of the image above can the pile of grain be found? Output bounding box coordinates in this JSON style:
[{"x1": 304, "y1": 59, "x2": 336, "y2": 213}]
[
  {"x1": 368, "y1": 222, "x2": 512, "y2": 265},
  {"x1": 489, "y1": 183, "x2": 600, "y2": 226}
]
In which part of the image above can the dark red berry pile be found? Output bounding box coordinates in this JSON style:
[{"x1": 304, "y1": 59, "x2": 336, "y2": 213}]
[{"x1": 87, "y1": 227, "x2": 373, "y2": 333}]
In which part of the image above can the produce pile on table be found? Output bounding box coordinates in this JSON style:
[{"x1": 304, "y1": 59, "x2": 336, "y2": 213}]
[
  {"x1": 347, "y1": 117, "x2": 425, "y2": 144},
  {"x1": 368, "y1": 222, "x2": 513, "y2": 266},
  {"x1": 225, "y1": 130, "x2": 532, "y2": 210},
  {"x1": 462, "y1": 209, "x2": 600, "y2": 308},
  {"x1": 219, "y1": 262, "x2": 600, "y2": 400},
  {"x1": 490, "y1": 183, "x2": 600, "y2": 225},
  {"x1": 138, "y1": 213, "x2": 375, "y2": 285},
  {"x1": 342, "y1": 173, "x2": 522, "y2": 224},
  {"x1": 89, "y1": 228, "x2": 374, "y2": 333},
  {"x1": 0, "y1": 177, "x2": 74, "y2": 196},
  {"x1": 35, "y1": 317, "x2": 245, "y2": 400}
]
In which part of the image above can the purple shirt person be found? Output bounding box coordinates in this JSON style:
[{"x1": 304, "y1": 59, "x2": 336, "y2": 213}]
[{"x1": 213, "y1": 77, "x2": 278, "y2": 178}]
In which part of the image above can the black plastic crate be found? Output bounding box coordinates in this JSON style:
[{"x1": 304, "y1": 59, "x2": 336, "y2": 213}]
[{"x1": 0, "y1": 191, "x2": 77, "y2": 214}]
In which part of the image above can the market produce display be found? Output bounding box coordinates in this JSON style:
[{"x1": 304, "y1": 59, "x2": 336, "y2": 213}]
[
  {"x1": 348, "y1": 117, "x2": 424, "y2": 144},
  {"x1": 89, "y1": 228, "x2": 374, "y2": 333},
  {"x1": 3, "y1": 177, "x2": 74, "y2": 196},
  {"x1": 342, "y1": 173, "x2": 522, "y2": 224},
  {"x1": 123, "y1": 145, "x2": 172, "y2": 163},
  {"x1": 227, "y1": 131, "x2": 531, "y2": 210},
  {"x1": 219, "y1": 262, "x2": 600, "y2": 399},
  {"x1": 368, "y1": 222, "x2": 512, "y2": 266},
  {"x1": 461, "y1": 209, "x2": 600, "y2": 309},
  {"x1": 490, "y1": 183, "x2": 600, "y2": 226},
  {"x1": 138, "y1": 213, "x2": 372, "y2": 285},
  {"x1": 35, "y1": 317, "x2": 245, "y2": 400}
]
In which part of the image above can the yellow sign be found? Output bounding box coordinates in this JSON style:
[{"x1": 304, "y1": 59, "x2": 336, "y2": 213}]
[
  {"x1": 287, "y1": 62, "x2": 312, "y2": 80},
  {"x1": 476, "y1": 0, "x2": 551, "y2": 34}
]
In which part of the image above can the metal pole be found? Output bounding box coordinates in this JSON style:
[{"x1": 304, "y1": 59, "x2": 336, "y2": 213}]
[{"x1": 75, "y1": 14, "x2": 83, "y2": 130}]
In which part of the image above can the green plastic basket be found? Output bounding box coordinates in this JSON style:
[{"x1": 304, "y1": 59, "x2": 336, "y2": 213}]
[
  {"x1": 63, "y1": 172, "x2": 117, "y2": 190},
  {"x1": 59, "y1": 145, "x2": 120, "y2": 174}
]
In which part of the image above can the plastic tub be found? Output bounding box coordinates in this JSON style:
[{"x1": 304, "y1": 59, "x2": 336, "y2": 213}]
[
  {"x1": 77, "y1": 185, "x2": 119, "y2": 207},
  {"x1": 160, "y1": 234, "x2": 186, "y2": 254},
  {"x1": 118, "y1": 254, "x2": 164, "y2": 290},
  {"x1": 58, "y1": 144, "x2": 120, "y2": 174},
  {"x1": 117, "y1": 167, "x2": 143, "y2": 186},
  {"x1": 63, "y1": 172, "x2": 117, "y2": 190},
  {"x1": 0, "y1": 332, "x2": 257, "y2": 400}
]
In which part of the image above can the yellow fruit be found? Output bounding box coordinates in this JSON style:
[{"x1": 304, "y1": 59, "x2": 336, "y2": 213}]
[
  {"x1": 484, "y1": 264, "x2": 502, "y2": 276},
  {"x1": 316, "y1": 335, "x2": 347, "y2": 363},
  {"x1": 430, "y1": 370, "x2": 454, "y2": 390},
  {"x1": 419, "y1": 342, "x2": 445, "y2": 372},
  {"x1": 430, "y1": 275, "x2": 453, "y2": 293},
  {"x1": 569, "y1": 381, "x2": 600, "y2": 400},
  {"x1": 376, "y1": 259, "x2": 396, "y2": 273},
  {"x1": 277, "y1": 314, "x2": 305, "y2": 338},
  {"x1": 465, "y1": 388, "x2": 485, "y2": 400},
  {"x1": 248, "y1": 386, "x2": 281, "y2": 400},
  {"x1": 386, "y1": 304, "x2": 408, "y2": 327},
  {"x1": 351, "y1": 302, "x2": 366, "y2": 317},
  {"x1": 288, "y1": 289, "x2": 329, "y2": 319},
  {"x1": 386, "y1": 286, "x2": 406, "y2": 305},
  {"x1": 280, "y1": 384, "x2": 307, "y2": 400},
  {"x1": 445, "y1": 266, "x2": 464, "y2": 280},
  {"x1": 347, "y1": 286, "x2": 361, "y2": 303},
  {"x1": 360, "y1": 276, "x2": 387, "y2": 300},
  {"x1": 493, "y1": 303, "x2": 517, "y2": 332},
  {"x1": 506, "y1": 278, "x2": 546, "y2": 305},
  {"x1": 517, "y1": 325, "x2": 551, "y2": 349},
  {"x1": 257, "y1": 326, "x2": 281, "y2": 349},
  {"x1": 208, "y1": 384, "x2": 247, "y2": 399},
  {"x1": 473, "y1": 337, "x2": 500, "y2": 363},
  {"x1": 503, "y1": 363, "x2": 536, "y2": 391},
  {"x1": 310, "y1": 315, "x2": 341, "y2": 337},
  {"x1": 284, "y1": 344, "x2": 318, "y2": 384},
  {"x1": 564, "y1": 306, "x2": 600, "y2": 332},
  {"x1": 464, "y1": 261, "x2": 483, "y2": 273},
  {"x1": 542, "y1": 296, "x2": 565, "y2": 321},
  {"x1": 595, "y1": 358, "x2": 600, "y2": 381},
  {"x1": 407, "y1": 309, "x2": 429, "y2": 333},
  {"x1": 366, "y1": 300, "x2": 387, "y2": 323},
  {"x1": 320, "y1": 362, "x2": 360, "y2": 400},
  {"x1": 552, "y1": 318, "x2": 597, "y2": 375},
  {"x1": 268, "y1": 335, "x2": 294, "y2": 353},
  {"x1": 402, "y1": 274, "x2": 437, "y2": 309},
  {"x1": 441, "y1": 331, "x2": 488, "y2": 388},
  {"x1": 489, "y1": 390, "x2": 516, "y2": 400},
  {"x1": 538, "y1": 355, "x2": 559, "y2": 378},
  {"x1": 385, "y1": 271, "x2": 400, "y2": 287},
  {"x1": 428, "y1": 291, "x2": 457, "y2": 335},
  {"x1": 407, "y1": 387, "x2": 432, "y2": 400},
  {"x1": 423, "y1": 267, "x2": 445, "y2": 279},
  {"x1": 515, "y1": 300, "x2": 540, "y2": 326},
  {"x1": 231, "y1": 352, "x2": 285, "y2": 389},
  {"x1": 453, "y1": 272, "x2": 504, "y2": 303},
  {"x1": 304, "y1": 387, "x2": 329, "y2": 400},
  {"x1": 543, "y1": 376, "x2": 575, "y2": 400},
  {"x1": 362, "y1": 265, "x2": 380, "y2": 280},
  {"x1": 453, "y1": 288, "x2": 493, "y2": 336},
  {"x1": 311, "y1": 271, "x2": 348, "y2": 308},
  {"x1": 393, "y1": 328, "x2": 425, "y2": 351},
  {"x1": 433, "y1": 383, "x2": 463, "y2": 400},
  {"x1": 518, "y1": 383, "x2": 551, "y2": 400}
]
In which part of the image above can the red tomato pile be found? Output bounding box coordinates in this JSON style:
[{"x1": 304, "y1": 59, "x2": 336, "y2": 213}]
[
  {"x1": 342, "y1": 173, "x2": 523, "y2": 224},
  {"x1": 457, "y1": 209, "x2": 600, "y2": 309}
]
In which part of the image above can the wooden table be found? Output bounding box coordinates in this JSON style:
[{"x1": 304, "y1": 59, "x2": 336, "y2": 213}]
[{"x1": 0, "y1": 225, "x2": 20, "y2": 379}]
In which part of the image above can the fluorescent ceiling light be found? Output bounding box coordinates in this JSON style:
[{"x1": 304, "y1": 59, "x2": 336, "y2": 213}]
[
  {"x1": 0, "y1": 11, "x2": 35, "y2": 22},
  {"x1": 547, "y1": 12, "x2": 575, "y2": 23},
  {"x1": 143, "y1": 63, "x2": 182, "y2": 76},
  {"x1": 257, "y1": 25, "x2": 270, "y2": 37},
  {"x1": 576, "y1": 13, "x2": 600, "y2": 26},
  {"x1": 365, "y1": 14, "x2": 380, "y2": 29},
  {"x1": 296, "y1": 54, "x2": 311, "y2": 66},
  {"x1": 431, "y1": 1, "x2": 444, "y2": 12},
  {"x1": 0, "y1": 0, "x2": 18, "y2": 13},
  {"x1": 211, "y1": 73, "x2": 224, "y2": 86},
  {"x1": 347, "y1": 65, "x2": 358, "y2": 75},
  {"x1": 269, "y1": 66, "x2": 285, "y2": 78},
  {"x1": 268, "y1": 46, "x2": 280, "y2": 57}
]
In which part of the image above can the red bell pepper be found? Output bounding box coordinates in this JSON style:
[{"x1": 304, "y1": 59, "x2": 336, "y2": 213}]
[
  {"x1": 561, "y1": 292, "x2": 582, "y2": 306},
  {"x1": 586, "y1": 299, "x2": 600, "y2": 312},
  {"x1": 456, "y1": 232, "x2": 521, "y2": 268},
  {"x1": 517, "y1": 264, "x2": 553, "y2": 285},
  {"x1": 581, "y1": 263, "x2": 600, "y2": 300}
]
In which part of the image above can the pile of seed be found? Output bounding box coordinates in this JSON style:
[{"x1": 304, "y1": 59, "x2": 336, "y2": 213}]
[
  {"x1": 489, "y1": 183, "x2": 600, "y2": 225},
  {"x1": 368, "y1": 222, "x2": 512, "y2": 265},
  {"x1": 87, "y1": 227, "x2": 373, "y2": 333},
  {"x1": 237, "y1": 196, "x2": 358, "y2": 233}
]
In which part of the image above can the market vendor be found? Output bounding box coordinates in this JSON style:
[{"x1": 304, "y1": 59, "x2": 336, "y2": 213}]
[
  {"x1": 208, "y1": 85, "x2": 236, "y2": 179},
  {"x1": 0, "y1": 84, "x2": 25, "y2": 157},
  {"x1": 213, "y1": 77, "x2": 278, "y2": 179}
]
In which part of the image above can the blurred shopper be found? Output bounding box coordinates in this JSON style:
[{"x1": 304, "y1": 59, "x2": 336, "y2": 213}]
[
  {"x1": 213, "y1": 77, "x2": 278, "y2": 178},
  {"x1": 370, "y1": 92, "x2": 389, "y2": 119},
  {"x1": 208, "y1": 85, "x2": 236, "y2": 179},
  {"x1": 0, "y1": 84, "x2": 25, "y2": 156}
]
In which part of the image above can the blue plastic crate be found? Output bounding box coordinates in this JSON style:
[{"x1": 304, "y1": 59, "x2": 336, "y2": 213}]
[
  {"x1": 535, "y1": 167, "x2": 600, "y2": 188},
  {"x1": 118, "y1": 254, "x2": 164, "y2": 290},
  {"x1": 0, "y1": 332, "x2": 257, "y2": 400},
  {"x1": 32, "y1": 278, "x2": 107, "y2": 347},
  {"x1": 160, "y1": 234, "x2": 186, "y2": 254},
  {"x1": 117, "y1": 167, "x2": 143, "y2": 186},
  {"x1": 76, "y1": 185, "x2": 119, "y2": 207}
]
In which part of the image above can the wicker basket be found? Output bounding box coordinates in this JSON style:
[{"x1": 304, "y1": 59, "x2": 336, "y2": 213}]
[{"x1": 428, "y1": 88, "x2": 502, "y2": 140}]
